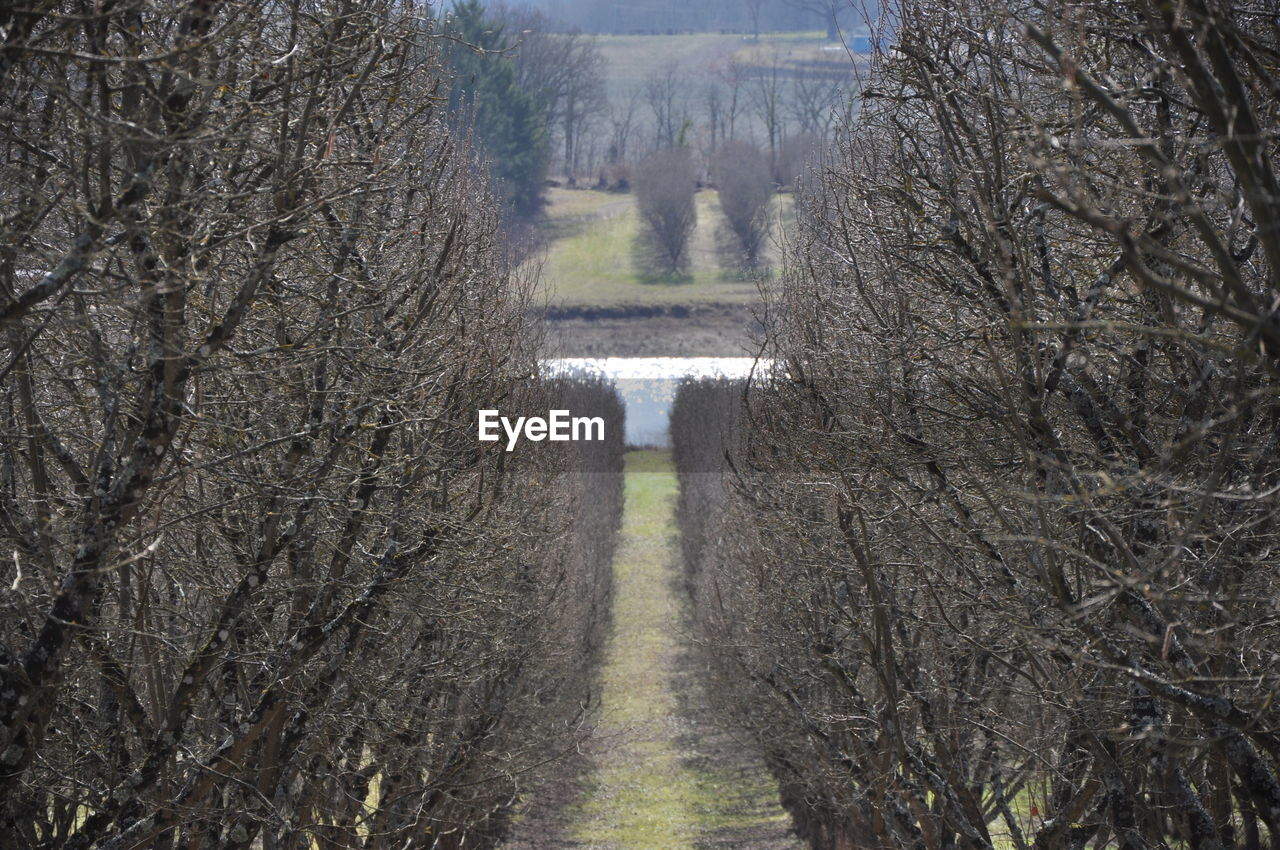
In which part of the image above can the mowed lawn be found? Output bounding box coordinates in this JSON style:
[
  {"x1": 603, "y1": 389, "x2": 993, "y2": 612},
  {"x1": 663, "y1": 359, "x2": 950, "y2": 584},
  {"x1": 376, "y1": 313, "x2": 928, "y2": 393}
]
[{"x1": 532, "y1": 186, "x2": 792, "y2": 306}]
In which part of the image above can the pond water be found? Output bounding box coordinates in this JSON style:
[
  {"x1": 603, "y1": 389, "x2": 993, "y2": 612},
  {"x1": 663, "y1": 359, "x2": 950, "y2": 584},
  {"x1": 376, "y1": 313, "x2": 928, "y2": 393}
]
[{"x1": 542, "y1": 357, "x2": 765, "y2": 447}]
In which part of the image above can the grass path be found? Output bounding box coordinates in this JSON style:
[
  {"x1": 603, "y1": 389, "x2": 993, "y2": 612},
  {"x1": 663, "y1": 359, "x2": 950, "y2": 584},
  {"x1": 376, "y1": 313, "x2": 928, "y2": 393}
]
[{"x1": 501, "y1": 450, "x2": 800, "y2": 849}]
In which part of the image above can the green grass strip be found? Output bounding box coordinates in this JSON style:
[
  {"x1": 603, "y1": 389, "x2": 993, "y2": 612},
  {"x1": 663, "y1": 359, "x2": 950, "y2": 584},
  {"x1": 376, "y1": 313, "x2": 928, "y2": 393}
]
[{"x1": 568, "y1": 449, "x2": 793, "y2": 849}]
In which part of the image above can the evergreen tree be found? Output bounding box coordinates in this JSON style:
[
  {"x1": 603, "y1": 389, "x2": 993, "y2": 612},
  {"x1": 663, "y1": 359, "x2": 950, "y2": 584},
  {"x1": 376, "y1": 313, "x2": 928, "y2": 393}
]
[{"x1": 442, "y1": 0, "x2": 550, "y2": 217}]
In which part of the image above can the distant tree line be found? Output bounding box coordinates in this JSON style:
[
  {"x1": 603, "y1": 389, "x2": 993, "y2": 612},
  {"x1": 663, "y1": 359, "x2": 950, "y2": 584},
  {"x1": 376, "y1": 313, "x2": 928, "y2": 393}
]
[
  {"x1": 0, "y1": 2, "x2": 624, "y2": 847},
  {"x1": 676, "y1": 0, "x2": 1280, "y2": 847},
  {"x1": 504, "y1": 0, "x2": 871, "y2": 38},
  {"x1": 595, "y1": 47, "x2": 851, "y2": 191},
  {"x1": 439, "y1": 1, "x2": 614, "y2": 217},
  {"x1": 442, "y1": 1, "x2": 553, "y2": 217},
  {"x1": 437, "y1": 0, "x2": 855, "y2": 230}
]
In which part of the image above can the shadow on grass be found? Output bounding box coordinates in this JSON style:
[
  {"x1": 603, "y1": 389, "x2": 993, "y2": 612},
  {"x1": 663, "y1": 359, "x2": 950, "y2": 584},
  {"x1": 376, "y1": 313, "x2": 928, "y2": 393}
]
[
  {"x1": 713, "y1": 221, "x2": 773, "y2": 282},
  {"x1": 536, "y1": 190, "x2": 632, "y2": 243},
  {"x1": 538, "y1": 207, "x2": 611, "y2": 246},
  {"x1": 665, "y1": 541, "x2": 803, "y2": 850},
  {"x1": 632, "y1": 231, "x2": 696, "y2": 286},
  {"x1": 636, "y1": 270, "x2": 697, "y2": 286}
]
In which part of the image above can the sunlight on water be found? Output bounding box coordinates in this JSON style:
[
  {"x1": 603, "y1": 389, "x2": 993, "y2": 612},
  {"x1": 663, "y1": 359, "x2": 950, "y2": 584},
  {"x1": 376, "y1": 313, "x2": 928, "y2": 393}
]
[{"x1": 542, "y1": 357, "x2": 767, "y2": 447}]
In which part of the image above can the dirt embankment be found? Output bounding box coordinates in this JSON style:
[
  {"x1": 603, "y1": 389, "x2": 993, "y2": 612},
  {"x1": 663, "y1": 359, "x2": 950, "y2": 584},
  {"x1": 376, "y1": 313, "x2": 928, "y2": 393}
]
[{"x1": 539, "y1": 303, "x2": 767, "y2": 358}]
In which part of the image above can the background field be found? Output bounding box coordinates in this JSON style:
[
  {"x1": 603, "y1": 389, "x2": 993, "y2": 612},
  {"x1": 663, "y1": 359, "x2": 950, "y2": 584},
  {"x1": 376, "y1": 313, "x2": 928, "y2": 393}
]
[
  {"x1": 532, "y1": 185, "x2": 793, "y2": 307},
  {"x1": 593, "y1": 31, "x2": 850, "y2": 94}
]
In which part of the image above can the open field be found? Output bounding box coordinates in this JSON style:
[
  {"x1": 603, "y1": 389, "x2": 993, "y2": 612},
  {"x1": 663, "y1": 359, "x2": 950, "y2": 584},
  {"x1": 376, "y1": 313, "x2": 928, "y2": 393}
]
[
  {"x1": 591, "y1": 30, "x2": 848, "y2": 96},
  {"x1": 531, "y1": 185, "x2": 791, "y2": 307}
]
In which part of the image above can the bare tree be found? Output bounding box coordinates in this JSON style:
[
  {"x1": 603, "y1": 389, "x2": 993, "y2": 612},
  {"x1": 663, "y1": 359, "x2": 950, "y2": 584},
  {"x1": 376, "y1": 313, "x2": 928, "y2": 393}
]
[
  {"x1": 704, "y1": 82, "x2": 725, "y2": 156},
  {"x1": 782, "y1": 0, "x2": 841, "y2": 40},
  {"x1": 743, "y1": 0, "x2": 767, "y2": 40},
  {"x1": 0, "y1": 3, "x2": 623, "y2": 847},
  {"x1": 678, "y1": 1, "x2": 1280, "y2": 847},
  {"x1": 501, "y1": 5, "x2": 609, "y2": 182},
  {"x1": 788, "y1": 67, "x2": 849, "y2": 140},
  {"x1": 634, "y1": 147, "x2": 699, "y2": 276},
  {"x1": 714, "y1": 140, "x2": 774, "y2": 269},
  {"x1": 716, "y1": 57, "x2": 751, "y2": 142},
  {"x1": 773, "y1": 132, "x2": 822, "y2": 190},
  {"x1": 749, "y1": 49, "x2": 787, "y2": 165},
  {"x1": 644, "y1": 63, "x2": 689, "y2": 150},
  {"x1": 608, "y1": 87, "x2": 643, "y2": 167}
]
